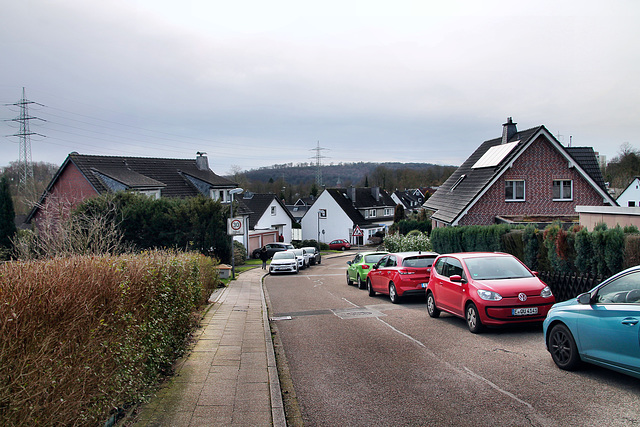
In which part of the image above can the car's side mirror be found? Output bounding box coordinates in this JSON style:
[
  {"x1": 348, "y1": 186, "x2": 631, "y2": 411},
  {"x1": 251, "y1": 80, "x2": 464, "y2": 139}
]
[
  {"x1": 577, "y1": 292, "x2": 592, "y2": 305},
  {"x1": 346, "y1": 261, "x2": 352, "y2": 265},
  {"x1": 532, "y1": 271, "x2": 539, "y2": 276},
  {"x1": 450, "y1": 275, "x2": 464, "y2": 283}
]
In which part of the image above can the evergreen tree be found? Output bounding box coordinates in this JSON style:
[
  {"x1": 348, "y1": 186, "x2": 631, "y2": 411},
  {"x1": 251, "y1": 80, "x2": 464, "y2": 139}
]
[{"x1": 0, "y1": 176, "x2": 16, "y2": 249}]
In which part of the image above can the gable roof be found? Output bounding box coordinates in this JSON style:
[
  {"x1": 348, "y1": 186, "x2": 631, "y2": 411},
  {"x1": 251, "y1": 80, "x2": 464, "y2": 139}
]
[
  {"x1": 27, "y1": 153, "x2": 238, "y2": 223},
  {"x1": 424, "y1": 123, "x2": 616, "y2": 225},
  {"x1": 325, "y1": 187, "x2": 395, "y2": 226},
  {"x1": 67, "y1": 153, "x2": 236, "y2": 197},
  {"x1": 239, "y1": 192, "x2": 296, "y2": 229}
]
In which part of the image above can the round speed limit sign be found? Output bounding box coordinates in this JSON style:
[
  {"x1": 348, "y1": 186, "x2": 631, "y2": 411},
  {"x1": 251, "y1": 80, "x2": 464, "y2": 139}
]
[{"x1": 231, "y1": 219, "x2": 242, "y2": 231}]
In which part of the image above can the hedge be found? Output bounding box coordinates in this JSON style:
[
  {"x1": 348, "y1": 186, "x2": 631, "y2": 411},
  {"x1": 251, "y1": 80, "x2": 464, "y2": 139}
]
[{"x1": 0, "y1": 251, "x2": 219, "y2": 426}]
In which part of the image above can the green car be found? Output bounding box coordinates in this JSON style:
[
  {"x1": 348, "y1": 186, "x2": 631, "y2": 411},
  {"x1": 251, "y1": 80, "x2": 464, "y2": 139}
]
[{"x1": 346, "y1": 251, "x2": 389, "y2": 289}]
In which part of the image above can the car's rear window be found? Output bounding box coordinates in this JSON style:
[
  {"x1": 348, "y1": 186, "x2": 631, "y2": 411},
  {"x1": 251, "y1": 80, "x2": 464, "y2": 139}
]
[
  {"x1": 364, "y1": 254, "x2": 387, "y2": 264},
  {"x1": 402, "y1": 256, "x2": 436, "y2": 268}
]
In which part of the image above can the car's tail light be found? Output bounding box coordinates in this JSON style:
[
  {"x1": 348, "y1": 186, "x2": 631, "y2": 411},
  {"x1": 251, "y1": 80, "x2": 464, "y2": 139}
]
[
  {"x1": 399, "y1": 269, "x2": 416, "y2": 275},
  {"x1": 362, "y1": 265, "x2": 370, "y2": 270}
]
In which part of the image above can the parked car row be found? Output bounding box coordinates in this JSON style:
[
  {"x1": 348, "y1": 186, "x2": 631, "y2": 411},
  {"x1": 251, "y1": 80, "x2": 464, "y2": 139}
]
[
  {"x1": 344, "y1": 249, "x2": 640, "y2": 380},
  {"x1": 268, "y1": 246, "x2": 322, "y2": 274}
]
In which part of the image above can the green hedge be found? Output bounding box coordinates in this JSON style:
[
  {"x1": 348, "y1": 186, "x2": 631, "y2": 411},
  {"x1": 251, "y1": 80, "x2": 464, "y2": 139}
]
[
  {"x1": 0, "y1": 251, "x2": 219, "y2": 426},
  {"x1": 430, "y1": 223, "x2": 639, "y2": 276}
]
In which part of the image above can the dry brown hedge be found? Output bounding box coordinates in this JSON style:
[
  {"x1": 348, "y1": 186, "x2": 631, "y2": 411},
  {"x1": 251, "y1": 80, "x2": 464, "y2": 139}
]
[{"x1": 0, "y1": 251, "x2": 219, "y2": 426}]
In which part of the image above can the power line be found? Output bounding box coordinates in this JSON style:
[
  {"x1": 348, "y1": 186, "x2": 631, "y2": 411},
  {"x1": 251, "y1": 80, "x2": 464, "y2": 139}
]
[{"x1": 309, "y1": 141, "x2": 329, "y2": 186}]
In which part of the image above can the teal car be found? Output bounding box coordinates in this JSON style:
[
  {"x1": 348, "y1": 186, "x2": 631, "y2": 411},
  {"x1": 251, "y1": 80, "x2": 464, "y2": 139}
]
[
  {"x1": 543, "y1": 265, "x2": 640, "y2": 379},
  {"x1": 346, "y1": 251, "x2": 388, "y2": 289}
]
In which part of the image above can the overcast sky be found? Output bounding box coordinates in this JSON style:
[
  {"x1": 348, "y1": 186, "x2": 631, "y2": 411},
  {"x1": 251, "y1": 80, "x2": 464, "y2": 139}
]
[{"x1": 1, "y1": 0, "x2": 638, "y2": 175}]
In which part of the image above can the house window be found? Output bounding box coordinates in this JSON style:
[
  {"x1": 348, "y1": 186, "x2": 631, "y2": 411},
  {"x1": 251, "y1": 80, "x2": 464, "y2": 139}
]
[
  {"x1": 384, "y1": 208, "x2": 393, "y2": 216},
  {"x1": 629, "y1": 201, "x2": 636, "y2": 207},
  {"x1": 505, "y1": 180, "x2": 525, "y2": 201},
  {"x1": 553, "y1": 180, "x2": 573, "y2": 201},
  {"x1": 369, "y1": 209, "x2": 377, "y2": 218},
  {"x1": 271, "y1": 206, "x2": 276, "y2": 216},
  {"x1": 450, "y1": 174, "x2": 466, "y2": 192}
]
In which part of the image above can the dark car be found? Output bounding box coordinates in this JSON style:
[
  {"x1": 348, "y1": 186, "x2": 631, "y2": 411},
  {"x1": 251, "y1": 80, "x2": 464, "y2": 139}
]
[
  {"x1": 302, "y1": 247, "x2": 322, "y2": 265},
  {"x1": 252, "y1": 242, "x2": 294, "y2": 259}
]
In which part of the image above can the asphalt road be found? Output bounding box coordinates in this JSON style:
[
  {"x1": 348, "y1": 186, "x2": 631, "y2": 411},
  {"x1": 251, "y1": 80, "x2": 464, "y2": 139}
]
[{"x1": 265, "y1": 254, "x2": 640, "y2": 427}]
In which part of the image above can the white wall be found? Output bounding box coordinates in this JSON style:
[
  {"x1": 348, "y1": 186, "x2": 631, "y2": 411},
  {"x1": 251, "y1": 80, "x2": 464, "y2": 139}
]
[
  {"x1": 301, "y1": 191, "x2": 353, "y2": 243},
  {"x1": 254, "y1": 199, "x2": 293, "y2": 242},
  {"x1": 617, "y1": 178, "x2": 640, "y2": 207}
]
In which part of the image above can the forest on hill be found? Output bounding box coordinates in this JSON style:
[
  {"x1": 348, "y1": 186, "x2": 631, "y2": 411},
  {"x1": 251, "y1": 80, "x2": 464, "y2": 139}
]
[{"x1": 228, "y1": 162, "x2": 458, "y2": 203}]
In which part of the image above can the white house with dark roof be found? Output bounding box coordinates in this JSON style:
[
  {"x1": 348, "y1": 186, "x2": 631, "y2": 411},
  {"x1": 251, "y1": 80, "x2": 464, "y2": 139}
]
[
  {"x1": 424, "y1": 118, "x2": 617, "y2": 228},
  {"x1": 616, "y1": 177, "x2": 640, "y2": 207},
  {"x1": 237, "y1": 192, "x2": 297, "y2": 254},
  {"x1": 300, "y1": 186, "x2": 396, "y2": 245}
]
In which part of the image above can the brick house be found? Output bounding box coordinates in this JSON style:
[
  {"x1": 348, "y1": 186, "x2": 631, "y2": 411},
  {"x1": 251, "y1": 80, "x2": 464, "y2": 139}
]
[
  {"x1": 424, "y1": 118, "x2": 617, "y2": 228},
  {"x1": 26, "y1": 152, "x2": 239, "y2": 225}
]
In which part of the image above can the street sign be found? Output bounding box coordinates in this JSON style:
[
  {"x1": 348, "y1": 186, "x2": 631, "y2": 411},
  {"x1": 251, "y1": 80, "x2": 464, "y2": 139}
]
[
  {"x1": 227, "y1": 217, "x2": 244, "y2": 235},
  {"x1": 352, "y1": 225, "x2": 363, "y2": 237}
]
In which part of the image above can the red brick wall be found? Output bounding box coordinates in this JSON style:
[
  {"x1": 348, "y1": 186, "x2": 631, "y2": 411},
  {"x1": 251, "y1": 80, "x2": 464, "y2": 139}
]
[
  {"x1": 459, "y1": 136, "x2": 605, "y2": 226},
  {"x1": 32, "y1": 162, "x2": 99, "y2": 224}
]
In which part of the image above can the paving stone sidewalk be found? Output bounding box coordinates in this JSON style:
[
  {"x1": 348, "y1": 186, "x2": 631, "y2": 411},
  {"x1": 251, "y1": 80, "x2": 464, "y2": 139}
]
[{"x1": 133, "y1": 267, "x2": 285, "y2": 426}]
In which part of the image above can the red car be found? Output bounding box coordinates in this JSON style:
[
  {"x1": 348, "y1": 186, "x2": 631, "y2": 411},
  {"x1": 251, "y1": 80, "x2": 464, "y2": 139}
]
[
  {"x1": 426, "y1": 252, "x2": 555, "y2": 333},
  {"x1": 329, "y1": 239, "x2": 351, "y2": 250},
  {"x1": 366, "y1": 252, "x2": 439, "y2": 303}
]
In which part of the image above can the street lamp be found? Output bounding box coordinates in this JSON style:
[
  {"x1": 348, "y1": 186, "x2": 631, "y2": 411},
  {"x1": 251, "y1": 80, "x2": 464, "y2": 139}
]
[{"x1": 229, "y1": 188, "x2": 244, "y2": 279}]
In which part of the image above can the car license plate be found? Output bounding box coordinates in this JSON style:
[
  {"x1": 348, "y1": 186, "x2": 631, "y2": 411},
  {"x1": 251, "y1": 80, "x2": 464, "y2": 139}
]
[
  {"x1": 421, "y1": 283, "x2": 428, "y2": 288},
  {"x1": 512, "y1": 307, "x2": 538, "y2": 316}
]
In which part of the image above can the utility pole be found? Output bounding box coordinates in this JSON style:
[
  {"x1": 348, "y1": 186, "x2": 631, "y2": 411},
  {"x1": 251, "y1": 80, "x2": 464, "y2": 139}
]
[
  {"x1": 309, "y1": 141, "x2": 329, "y2": 187},
  {"x1": 7, "y1": 88, "x2": 45, "y2": 193}
]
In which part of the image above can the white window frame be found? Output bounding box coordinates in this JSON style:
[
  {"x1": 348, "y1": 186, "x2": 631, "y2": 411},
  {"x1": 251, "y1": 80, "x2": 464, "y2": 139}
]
[
  {"x1": 369, "y1": 209, "x2": 377, "y2": 218},
  {"x1": 384, "y1": 208, "x2": 393, "y2": 216},
  {"x1": 271, "y1": 206, "x2": 276, "y2": 216},
  {"x1": 553, "y1": 180, "x2": 573, "y2": 201},
  {"x1": 505, "y1": 180, "x2": 525, "y2": 202}
]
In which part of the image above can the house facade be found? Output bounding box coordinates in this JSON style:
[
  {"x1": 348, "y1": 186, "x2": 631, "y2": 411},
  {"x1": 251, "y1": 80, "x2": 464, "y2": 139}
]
[
  {"x1": 424, "y1": 118, "x2": 617, "y2": 228},
  {"x1": 391, "y1": 189, "x2": 426, "y2": 214},
  {"x1": 301, "y1": 187, "x2": 395, "y2": 245},
  {"x1": 238, "y1": 192, "x2": 296, "y2": 254},
  {"x1": 616, "y1": 177, "x2": 640, "y2": 207},
  {"x1": 27, "y1": 152, "x2": 239, "y2": 224}
]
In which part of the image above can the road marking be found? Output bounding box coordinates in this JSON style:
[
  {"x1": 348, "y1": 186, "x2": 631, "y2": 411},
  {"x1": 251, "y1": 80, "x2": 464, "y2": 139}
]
[{"x1": 463, "y1": 367, "x2": 533, "y2": 409}]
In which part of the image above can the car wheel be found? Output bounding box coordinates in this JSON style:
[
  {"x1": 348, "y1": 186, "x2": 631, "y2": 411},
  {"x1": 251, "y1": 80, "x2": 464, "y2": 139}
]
[
  {"x1": 465, "y1": 303, "x2": 483, "y2": 333},
  {"x1": 548, "y1": 323, "x2": 581, "y2": 371},
  {"x1": 389, "y1": 282, "x2": 400, "y2": 304},
  {"x1": 367, "y1": 278, "x2": 375, "y2": 297},
  {"x1": 341, "y1": 246, "x2": 346, "y2": 251},
  {"x1": 347, "y1": 271, "x2": 353, "y2": 286},
  {"x1": 357, "y1": 274, "x2": 365, "y2": 290},
  {"x1": 426, "y1": 291, "x2": 440, "y2": 318}
]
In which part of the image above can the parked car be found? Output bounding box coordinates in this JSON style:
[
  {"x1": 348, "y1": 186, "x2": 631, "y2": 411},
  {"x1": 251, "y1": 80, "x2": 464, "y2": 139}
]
[
  {"x1": 302, "y1": 247, "x2": 322, "y2": 265},
  {"x1": 426, "y1": 252, "x2": 555, "y2": 333},
  {"x1": 347, "y1": 251, "x2": 388, "y2": 289},
  {"x1": 252, "y1": 242, "x2": 294, "y2": 259},
  {"x1": 291, "y1": 248, "x2": 310, "y2": 269},
  {"x1": 268, "y1": 251, "x2": 299, "y2": 274},
  {"x1": 367, "y1": 251, "x2": 439, "y2": 303},
  {"x1": 543, "y1": 265, "x2": 640, "y2": 379},
  {"x1": 329, "y1": 239, "x2": 351, "y2": 251}
]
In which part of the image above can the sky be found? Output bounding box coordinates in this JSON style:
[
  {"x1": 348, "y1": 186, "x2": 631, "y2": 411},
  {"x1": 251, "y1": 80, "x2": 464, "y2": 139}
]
[{"x1": 1, "y1": 0, "x2": 639, "y2": 175}]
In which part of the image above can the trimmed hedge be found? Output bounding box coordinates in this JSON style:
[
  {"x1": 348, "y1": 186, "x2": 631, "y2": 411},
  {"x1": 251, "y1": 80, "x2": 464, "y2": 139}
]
[{"x1": 0, "y1": 251, "x2": 219, "y2": 426}]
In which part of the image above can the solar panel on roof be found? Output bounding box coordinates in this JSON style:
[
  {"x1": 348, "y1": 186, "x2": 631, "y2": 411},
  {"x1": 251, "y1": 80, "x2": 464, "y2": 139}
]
[{"x1": 472, "y1": 141, "x2": 519, "y2": 169}]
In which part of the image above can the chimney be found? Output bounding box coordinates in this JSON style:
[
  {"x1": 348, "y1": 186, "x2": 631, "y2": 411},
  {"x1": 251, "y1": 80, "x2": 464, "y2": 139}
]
[
  {"x1": 348, "y1": 186, "x2": 356, "y2": 203},
  {"x1": 196, "y1": 152, "x2": 209, "y2": 170},
  {"x1": 502, "y1": 117, "x2": 517, "y2": 144},
  {"x1": 371, "y1": 186, "x2": 380, "y2": 202}
]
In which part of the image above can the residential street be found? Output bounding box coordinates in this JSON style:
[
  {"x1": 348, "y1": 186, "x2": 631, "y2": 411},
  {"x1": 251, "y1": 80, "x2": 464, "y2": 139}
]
[{"x1": 265, "y1": 255, "x2": 640, "y2": 427}]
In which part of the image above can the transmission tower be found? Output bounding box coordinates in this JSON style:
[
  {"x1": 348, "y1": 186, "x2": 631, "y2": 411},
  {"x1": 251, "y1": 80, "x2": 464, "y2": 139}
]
[
  {"x1": 8, "y1": 88, "x2": 44, "y2": 192},
  {"x1": 309, "y1": 141, "x2": 329, "y2": 187}
]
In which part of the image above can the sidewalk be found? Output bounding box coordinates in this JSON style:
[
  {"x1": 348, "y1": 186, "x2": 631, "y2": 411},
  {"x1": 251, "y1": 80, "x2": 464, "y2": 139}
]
[{"x1": 133, "y1": 267, "x2": 286, "y2": 426}]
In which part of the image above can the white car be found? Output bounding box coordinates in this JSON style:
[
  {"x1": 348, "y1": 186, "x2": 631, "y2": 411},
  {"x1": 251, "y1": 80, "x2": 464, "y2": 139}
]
[
  {"x1": 302, "y1": 247, "x2": 321, "y2": 265},
  {"x1": 291, "y1": 248, "x2": 310, "y2": 269},
  {"x1": 269, "y1": 251, "x2": 299, "y2": 274}
]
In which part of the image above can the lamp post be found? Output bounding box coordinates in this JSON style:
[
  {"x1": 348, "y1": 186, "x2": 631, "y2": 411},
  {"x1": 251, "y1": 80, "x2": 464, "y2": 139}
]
[{"x1": 229, "y1": 188, "x2": 244, "y2": 279}]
